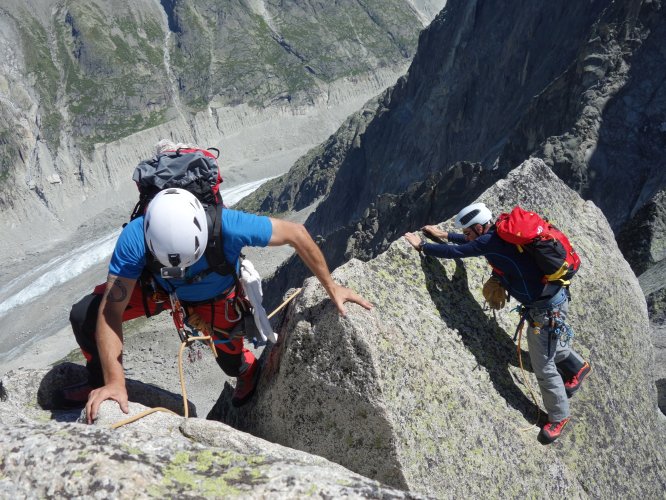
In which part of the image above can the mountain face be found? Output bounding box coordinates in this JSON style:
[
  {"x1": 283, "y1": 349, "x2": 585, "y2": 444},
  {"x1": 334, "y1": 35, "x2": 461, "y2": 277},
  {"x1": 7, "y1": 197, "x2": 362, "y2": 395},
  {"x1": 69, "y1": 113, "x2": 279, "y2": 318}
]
[
  {"x1": 617, "y1": 188, "x2": 666, "y2": 276},
  {"x1": 0, "y1": 0, "x2": 445, "y2": 262},
  {"x1": 0, "y1": 0, "x2": 428, "y2": 155},
  {"x1": 246, "y1": 1, "x2": 615, "y2": 227},
  {"x1": 244, "y1": 0, "x2": 664, "y2": 261},
  {"x1": 241, "y1": 0, "x2": 666, "y2": 347},
  {"x1": 500, "y1": 1, "x2": 666, "y2": 231}
]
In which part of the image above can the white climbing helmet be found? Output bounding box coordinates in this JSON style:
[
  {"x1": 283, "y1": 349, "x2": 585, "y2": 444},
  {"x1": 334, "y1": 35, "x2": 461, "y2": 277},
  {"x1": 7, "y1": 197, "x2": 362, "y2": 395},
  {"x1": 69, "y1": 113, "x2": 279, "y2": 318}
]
[
  {"x1": 144, "y1": 188, "x2": 208, "y2": 268},
  {"x1": 454, "y1": 202, "x2": 493, "y2": 228}
]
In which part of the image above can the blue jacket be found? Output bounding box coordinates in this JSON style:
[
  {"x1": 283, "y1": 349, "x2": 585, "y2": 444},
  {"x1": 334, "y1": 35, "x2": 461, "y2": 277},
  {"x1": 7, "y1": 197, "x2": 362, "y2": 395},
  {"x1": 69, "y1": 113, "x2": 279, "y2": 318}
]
[{"x1": 422, "y1": 230, "x2": 549, "y2": 305}]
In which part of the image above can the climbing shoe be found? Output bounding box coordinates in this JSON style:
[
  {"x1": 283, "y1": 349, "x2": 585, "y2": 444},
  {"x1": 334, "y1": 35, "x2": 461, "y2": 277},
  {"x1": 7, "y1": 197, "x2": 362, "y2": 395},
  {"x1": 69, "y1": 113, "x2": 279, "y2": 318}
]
[
  {"x1": 564, "y1": 361, "x2": 591, "y2": 398},
  {"x1": 231, "y1": 363, "x2": 261, "y2": 408},
  {"x1": 538, "y1": 418, "x2": 570, "y2": 444},
  {"x1": 54, "y1": 381, "x2": 94, "y2": 409}
]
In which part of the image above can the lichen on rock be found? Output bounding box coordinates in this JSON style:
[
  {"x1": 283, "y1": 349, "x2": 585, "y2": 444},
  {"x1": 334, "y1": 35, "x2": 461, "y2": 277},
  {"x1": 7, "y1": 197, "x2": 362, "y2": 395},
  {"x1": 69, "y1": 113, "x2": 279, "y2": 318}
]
[{"x1": 217, "y1": 159, "x2": 666, "y2": 498}]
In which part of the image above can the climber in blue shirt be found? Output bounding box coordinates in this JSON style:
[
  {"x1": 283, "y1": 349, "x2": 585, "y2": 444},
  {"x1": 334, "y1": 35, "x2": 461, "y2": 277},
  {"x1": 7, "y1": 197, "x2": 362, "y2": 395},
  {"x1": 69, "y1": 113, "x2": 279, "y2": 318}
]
[{"x1": 64, "y1": 146, "x2": 372, "y2": 423}]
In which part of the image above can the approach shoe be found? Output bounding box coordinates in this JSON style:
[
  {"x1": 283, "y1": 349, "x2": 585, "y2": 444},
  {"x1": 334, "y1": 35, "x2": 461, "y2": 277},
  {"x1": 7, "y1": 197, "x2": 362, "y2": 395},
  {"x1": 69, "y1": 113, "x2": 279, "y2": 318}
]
[
  {"x1": 538, "y1": 417, "x2": 570, "y2": 444},
  {"x1": 231, "y1": 363, "x2": 261, "y2": 408},
  {"x1": 564, "y1": 361, "x2": 591, "y2": 398}
]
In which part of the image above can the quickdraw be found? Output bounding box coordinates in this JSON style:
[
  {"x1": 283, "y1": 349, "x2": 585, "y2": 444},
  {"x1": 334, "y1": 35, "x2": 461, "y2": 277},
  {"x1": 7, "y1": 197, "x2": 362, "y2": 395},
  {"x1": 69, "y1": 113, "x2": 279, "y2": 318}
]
[
  {"x1": 168, "y1": 291, "x2": 190, "y2": 343},
  {"x1": 168, "y1": 291, "x2": 217, "y2": 364},
  {"x1": 511, "y1": 305, "x2": 528, "y2": 341},
  {"x1": 547, "y1": 310, "x2": 574, "y2": 355}
]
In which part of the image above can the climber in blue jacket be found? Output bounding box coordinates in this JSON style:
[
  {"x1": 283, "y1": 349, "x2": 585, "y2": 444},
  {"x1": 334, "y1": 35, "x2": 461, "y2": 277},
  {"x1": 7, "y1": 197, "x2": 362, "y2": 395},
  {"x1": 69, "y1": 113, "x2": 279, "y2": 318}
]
[{"x1": 404, "y1": 202, "x2": 591, "y2": 443}]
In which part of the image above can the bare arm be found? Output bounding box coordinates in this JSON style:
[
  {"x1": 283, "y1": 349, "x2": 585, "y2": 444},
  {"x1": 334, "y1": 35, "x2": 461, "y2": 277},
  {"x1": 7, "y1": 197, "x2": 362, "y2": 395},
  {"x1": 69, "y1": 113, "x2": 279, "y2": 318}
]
[
  {"x1": 85, "y1": 274, "x2": 135, "y2": 423},
  {"x1": 268, "y1": 218, "x2": 372, "y2": 315}
]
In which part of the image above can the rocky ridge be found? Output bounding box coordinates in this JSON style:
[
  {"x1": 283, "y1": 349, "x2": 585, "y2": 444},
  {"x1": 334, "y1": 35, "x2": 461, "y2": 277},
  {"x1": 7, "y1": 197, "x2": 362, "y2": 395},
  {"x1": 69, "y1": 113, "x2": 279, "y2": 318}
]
[
  {"x1": 0, "y1": 365, "x2": 418, "y2": 498},
  {"x1": 1, "y1": 159, "x2": 663, "y2": 498},
  {"x1": 220, "y1": 159, "x2": 666, "y2": 497},
  {"x1": 238, "y1": 0, "x2": 666, "y2": 410}
]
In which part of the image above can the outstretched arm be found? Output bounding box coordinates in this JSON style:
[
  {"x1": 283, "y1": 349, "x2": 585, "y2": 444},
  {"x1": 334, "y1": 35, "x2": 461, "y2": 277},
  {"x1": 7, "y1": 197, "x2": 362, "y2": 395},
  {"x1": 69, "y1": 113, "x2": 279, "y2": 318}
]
[
  {"x1": 268, "y1": 218, "x2": 372, "y2": 315},
  {"x1": 404, "y1": 231, "x2": 426, "y2": 251},
  {"x1": 422, "y1": 225, "x2": 449, "y2": 241},
  {"x1": 85, "y1": 274, "x2": 135, "y2": 424},
  {"x1": 404, "y1": 231, "x2": 489, "y2": 258}
]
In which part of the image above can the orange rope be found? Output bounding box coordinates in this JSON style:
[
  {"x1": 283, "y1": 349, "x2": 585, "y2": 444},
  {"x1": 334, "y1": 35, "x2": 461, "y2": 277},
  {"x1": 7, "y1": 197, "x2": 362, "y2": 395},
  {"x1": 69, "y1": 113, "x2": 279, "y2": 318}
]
[
  {"x1": 268, "y1": 288, "x2": 302, "y2": 319},
  {"x1": 110, "y1": 288, "x2": 303, "y2": 428}
]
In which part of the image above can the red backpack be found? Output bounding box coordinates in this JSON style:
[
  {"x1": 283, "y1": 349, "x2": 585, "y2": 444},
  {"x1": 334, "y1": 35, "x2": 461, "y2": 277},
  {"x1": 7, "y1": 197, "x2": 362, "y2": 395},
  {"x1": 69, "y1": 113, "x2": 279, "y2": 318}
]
[{"x1": 495, "y1": 206, "x2": 581, "y2": 284}]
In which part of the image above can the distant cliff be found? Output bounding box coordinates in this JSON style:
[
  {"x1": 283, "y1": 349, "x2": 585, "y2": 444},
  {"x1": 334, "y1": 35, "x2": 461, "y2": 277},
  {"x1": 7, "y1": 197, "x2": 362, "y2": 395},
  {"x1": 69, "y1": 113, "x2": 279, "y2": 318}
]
[
  {"x1": 0, "y1": 0, "x2": 445, "y2": 262},
  {"x1": 239, "y1": 1, "x2": 666, "y2": 376},
  {"x1": 242, "y1": 0, "x2": 665, "y2": 280},
  {"x1": 0, "y1": 0, "x2": 436, "y2": 154}
]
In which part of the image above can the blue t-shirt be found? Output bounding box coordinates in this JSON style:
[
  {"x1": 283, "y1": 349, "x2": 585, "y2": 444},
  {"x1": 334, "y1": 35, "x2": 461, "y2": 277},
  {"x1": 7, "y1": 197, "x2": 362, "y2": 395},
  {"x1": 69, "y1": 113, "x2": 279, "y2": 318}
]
[
  {"x1": 422, "y1": 230, "x2": 548, "y2": 305},
  {"x1": 109, "y1": 209, "x2": 272, "y2": 301}
]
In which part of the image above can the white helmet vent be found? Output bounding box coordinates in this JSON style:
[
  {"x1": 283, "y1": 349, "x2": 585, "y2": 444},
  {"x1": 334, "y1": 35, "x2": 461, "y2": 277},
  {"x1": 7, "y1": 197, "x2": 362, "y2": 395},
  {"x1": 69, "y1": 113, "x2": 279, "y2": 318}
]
[{"x1": 455, "y1": 202, "x2": 493, "y2": 228}]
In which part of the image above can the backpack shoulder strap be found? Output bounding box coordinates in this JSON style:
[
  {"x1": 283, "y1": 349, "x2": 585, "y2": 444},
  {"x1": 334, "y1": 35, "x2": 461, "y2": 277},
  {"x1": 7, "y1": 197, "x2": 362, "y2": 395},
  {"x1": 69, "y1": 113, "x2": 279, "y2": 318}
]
[{"x1": 204, "y1": 204, "x2": 237, "y2": 278}]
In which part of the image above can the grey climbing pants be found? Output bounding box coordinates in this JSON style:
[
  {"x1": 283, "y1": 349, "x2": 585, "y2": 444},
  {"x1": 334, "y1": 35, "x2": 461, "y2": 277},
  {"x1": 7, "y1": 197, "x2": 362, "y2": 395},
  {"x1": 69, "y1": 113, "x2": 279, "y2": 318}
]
[{"x1": 525, "y1": 287, "x2": 585, "y2": 422}]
